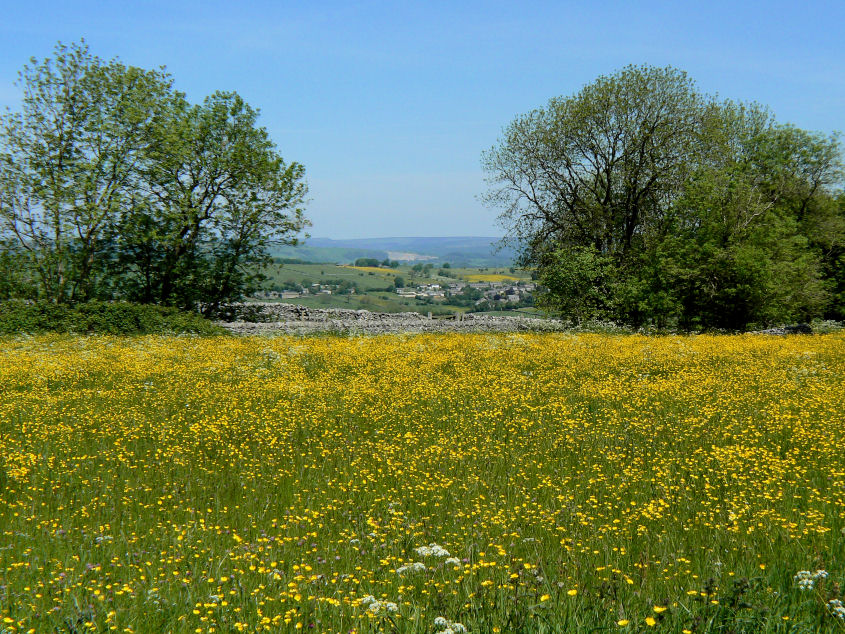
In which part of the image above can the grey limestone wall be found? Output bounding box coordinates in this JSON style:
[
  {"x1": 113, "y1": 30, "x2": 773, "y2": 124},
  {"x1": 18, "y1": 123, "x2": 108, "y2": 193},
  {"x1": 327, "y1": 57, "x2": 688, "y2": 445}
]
[{"x1": 217, "y1": 303, "x2": 566, "y2": 335}]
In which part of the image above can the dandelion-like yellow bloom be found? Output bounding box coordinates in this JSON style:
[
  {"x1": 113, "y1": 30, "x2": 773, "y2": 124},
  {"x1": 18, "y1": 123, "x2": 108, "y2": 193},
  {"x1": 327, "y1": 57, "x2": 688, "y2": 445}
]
[{"x1": 0, "y1": 332, "x2": 841, "y2": 632}]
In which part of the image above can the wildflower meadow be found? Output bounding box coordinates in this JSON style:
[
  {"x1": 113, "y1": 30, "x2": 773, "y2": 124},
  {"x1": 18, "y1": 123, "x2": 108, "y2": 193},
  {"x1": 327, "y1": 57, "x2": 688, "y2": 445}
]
[{"x1": 1, "y1": 333, "x2": 844, "y2": 632}]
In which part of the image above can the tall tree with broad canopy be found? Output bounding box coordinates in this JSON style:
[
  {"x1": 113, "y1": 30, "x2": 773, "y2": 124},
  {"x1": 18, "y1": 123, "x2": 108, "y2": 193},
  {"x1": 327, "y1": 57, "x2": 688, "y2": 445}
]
[
  {"x1": 482, "y1": 65, "x2": 843, "y2": 329},
  {"x1": 0, "y1": 41, "x2": 172, "y2": 303},
  {"x1": 117, "y1": 91, "x2": 308, "y2": 312},
  {"x1": 0, "y1": 41, "x2": 309, "y2": 309}
]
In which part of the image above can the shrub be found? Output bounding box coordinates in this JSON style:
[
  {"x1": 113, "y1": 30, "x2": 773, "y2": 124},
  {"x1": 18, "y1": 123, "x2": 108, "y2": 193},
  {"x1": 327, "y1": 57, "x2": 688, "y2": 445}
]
[{"x1": 0, "y1": 301, "x2": 224, "y2": 335}]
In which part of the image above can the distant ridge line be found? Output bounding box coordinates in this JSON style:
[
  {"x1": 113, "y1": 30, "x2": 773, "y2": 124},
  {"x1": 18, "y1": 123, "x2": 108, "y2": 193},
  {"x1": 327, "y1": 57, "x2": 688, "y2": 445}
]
[{"x1": 271, "y1": 236, "x2": 515, "y2": 267}]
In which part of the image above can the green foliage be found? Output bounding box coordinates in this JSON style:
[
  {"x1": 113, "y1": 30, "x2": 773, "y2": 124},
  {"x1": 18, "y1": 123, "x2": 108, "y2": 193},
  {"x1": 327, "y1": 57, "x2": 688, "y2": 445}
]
[
  {"x1": 354, "y1": 257, "x2": 381, "y2": 267},
  {"x1": 112, "y1": 89, "x2": 308, "y2": 313},
  {"x1": 0, "y1": 300, "x2": 224, "y2": 335},
  {"x1": 0, "y1": 240, "x2": 35, "y2": 300},
  {"x1": 535, "y1": 246, "x2": 617, "y2": 322},
  {"x1": 486, "y1": 65, "x2": 844, "y2": 330},
  {"x1": 0, "y1": 41, "x2": 308, "y2": 312},
  {"x1": 820, "y1": 193, "x2": 845, "y2": 320},
  {"x1": 0, "y1": 41, "x2": 175, "y2": 304}
]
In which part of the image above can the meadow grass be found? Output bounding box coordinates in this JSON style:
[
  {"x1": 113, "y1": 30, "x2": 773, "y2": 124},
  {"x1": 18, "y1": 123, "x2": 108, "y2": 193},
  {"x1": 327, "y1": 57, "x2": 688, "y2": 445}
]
[
  {"x1": 1, "y1": 333, "x2": 844, "y2": 633},
  {"x1": 261, "y1": 264, "x2": 396, "y2": 292}
]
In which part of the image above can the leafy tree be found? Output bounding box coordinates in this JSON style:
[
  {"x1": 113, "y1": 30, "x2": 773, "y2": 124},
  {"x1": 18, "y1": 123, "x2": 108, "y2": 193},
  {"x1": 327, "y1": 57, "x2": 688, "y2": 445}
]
[
  {"x1": 825, "y1": 193, "x2": 845, "y2": 319},
  {"x1": 483, "y1": 65, "x2": 843, "y2": 329},
  {"x1": 656, "y1": 105, "x2": 842, "y2": 328},
  {"x1": 0, "y1": 41, "x2": 308, "y2": 311},
  {"x1": 355, "y1": 257, "x2": 380, "y2": 267},
  {"x1": 119, "y1": 90, "x2": 308, "y2": 312},
  {"x1": 534, "y1": 246, "x2": 617, "y2": 321},
  {"x1": 393, "y1": 275, "x2": 405, "y2": 289},
  {"x1": 0, "y1": 41, "x2": 172, "y2": 302},
  {"x1": 0, "y1": 239, "x2": 33, "y2": 299},
  {"x1": 483, "y1": 65, "x2": 702, "y2": 267}
]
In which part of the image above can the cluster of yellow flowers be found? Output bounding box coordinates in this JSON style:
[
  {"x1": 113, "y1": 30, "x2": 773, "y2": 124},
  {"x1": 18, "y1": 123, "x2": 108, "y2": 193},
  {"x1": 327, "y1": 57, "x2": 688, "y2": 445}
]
[{"x1": 0, "y1": 332, "x2": 843, "y2": 632}]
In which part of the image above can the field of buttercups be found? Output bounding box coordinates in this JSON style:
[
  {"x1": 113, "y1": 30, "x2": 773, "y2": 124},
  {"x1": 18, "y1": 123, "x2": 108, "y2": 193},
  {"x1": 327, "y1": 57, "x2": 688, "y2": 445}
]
[{"x1": 1, "y1": 333, "x2": 844, "y2": 632}]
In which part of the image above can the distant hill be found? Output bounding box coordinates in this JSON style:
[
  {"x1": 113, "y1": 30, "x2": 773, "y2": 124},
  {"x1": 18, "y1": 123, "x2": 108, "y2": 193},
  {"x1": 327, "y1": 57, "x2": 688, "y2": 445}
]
[{"x1": 270, "y1": 237, "x2": 516, "y2": 267}]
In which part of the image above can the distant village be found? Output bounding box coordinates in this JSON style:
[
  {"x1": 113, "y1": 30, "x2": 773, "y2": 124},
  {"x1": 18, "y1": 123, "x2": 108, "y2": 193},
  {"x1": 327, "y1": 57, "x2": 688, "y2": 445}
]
[
  {"x1": 394, "y1": 280, "x2": 537, "y2": 307},
  {"x1": 257, "y1": 284, "x2": 343, "y2": 301}
]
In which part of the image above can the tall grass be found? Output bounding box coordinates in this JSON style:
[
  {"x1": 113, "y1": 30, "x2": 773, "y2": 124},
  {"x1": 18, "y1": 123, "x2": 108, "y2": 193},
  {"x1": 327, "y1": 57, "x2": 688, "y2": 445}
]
[{"x1": 1, "y1": 333, "x2": 843, "y2": 632}]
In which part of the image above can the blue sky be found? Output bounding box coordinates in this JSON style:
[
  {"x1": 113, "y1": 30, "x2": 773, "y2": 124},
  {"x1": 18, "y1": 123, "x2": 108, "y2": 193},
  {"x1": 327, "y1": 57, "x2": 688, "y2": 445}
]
[{"x1": 1, "y1": 1, "x2": 843, "y2": 238}]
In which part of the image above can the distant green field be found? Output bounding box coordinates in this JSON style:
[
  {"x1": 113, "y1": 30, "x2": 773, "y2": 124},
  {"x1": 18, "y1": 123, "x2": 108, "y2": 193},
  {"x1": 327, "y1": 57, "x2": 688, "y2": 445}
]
[
  {"x1": 257, "y1": 262, "x2": 534, "y2": 316},
  {"x1": 262, "y1": 263, "x2": 529, "y2": 289},
  {"x1": 261, "y1": 263, "x2": 398, "y2": 291}
]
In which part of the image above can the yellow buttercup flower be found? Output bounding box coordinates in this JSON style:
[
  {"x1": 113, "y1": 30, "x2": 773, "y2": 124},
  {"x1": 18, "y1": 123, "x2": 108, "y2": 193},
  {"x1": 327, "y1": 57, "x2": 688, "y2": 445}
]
[{"x1": 0, "y1": 332, "x2": 841, "y2": 631}]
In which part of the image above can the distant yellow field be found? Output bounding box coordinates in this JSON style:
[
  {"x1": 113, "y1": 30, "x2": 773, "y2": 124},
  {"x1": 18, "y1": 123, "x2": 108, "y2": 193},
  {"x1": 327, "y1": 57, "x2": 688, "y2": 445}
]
[
  {"x1": 343, "y1": 265, "x2": 396, "y2": 275},
  {"x1": 464, "y1": 273, "x2": 520, "y2": 282}
]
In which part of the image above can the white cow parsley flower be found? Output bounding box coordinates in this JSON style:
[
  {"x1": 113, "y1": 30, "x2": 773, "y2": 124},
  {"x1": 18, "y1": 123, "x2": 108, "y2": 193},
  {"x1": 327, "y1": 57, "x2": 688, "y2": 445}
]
[{"x1": 415, "y1": 543, "x2": 451, "y2": 558}]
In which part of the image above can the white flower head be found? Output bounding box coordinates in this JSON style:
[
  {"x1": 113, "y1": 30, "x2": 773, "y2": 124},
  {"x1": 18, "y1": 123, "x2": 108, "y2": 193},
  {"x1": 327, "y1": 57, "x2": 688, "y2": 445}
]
[
  {"x1": 397, "y1": 561, "x2": 426, "y2": 575},
  {"x1": 434, "y1": 617, "x2": 467, "y2": 633},
  {"x1": 415, "y1": 543, "x2": 451, "y2": 558},
  {"x1": 360, "y1": 595, "x2": 376, "y2": 606},
  {"x1": 444, "y1": 557, "x2": 461, "y2": 566}
]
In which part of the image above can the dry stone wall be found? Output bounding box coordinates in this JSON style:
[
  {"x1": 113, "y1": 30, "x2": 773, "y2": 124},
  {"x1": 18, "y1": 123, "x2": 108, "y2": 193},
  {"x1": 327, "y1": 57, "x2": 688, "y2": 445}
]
[{"x1": 218, "y1": 303, "x2": 566, "y2": 335}]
